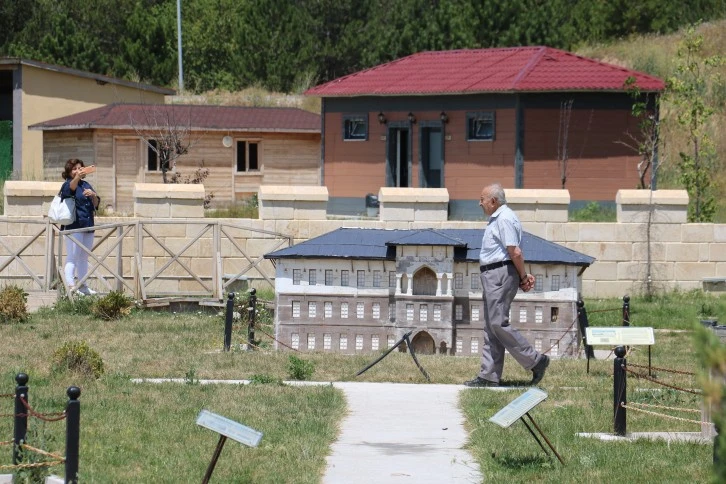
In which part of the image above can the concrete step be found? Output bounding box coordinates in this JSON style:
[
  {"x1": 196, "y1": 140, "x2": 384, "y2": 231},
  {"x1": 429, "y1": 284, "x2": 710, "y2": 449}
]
[{"x1": 25, "y1": 290, "x2": 59, "y2": 313}]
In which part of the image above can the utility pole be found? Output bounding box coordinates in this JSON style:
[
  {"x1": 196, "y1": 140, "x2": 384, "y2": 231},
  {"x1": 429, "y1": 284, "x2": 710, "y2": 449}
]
[{"x1": 177, "y1": 0, "x2": 184, "y2": 93}]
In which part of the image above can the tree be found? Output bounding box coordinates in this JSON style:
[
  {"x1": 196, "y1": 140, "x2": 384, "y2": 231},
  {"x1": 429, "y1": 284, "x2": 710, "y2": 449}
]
[{"x1": 621, "y1": 77, "x2": 663, "y2": 190}]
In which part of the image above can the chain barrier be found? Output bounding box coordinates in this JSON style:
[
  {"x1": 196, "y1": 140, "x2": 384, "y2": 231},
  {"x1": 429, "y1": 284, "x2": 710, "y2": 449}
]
[
  {"x1": 543, "y1": 315, "x2": 578, "y2": 356},
  {"x1": 21, "y1": 443, "x2": 65, "y2": 462},
  {"x1": 622, "y1": 365, "x2": 702, "y2": 395},
  {"x1": 0, "y1": 460, "x2": 64, "y2": 471},
  {"x1": 0, "y1": 393, "x2": 14, "y2": 398},
  {"x1": 0, "y1": 440, "x2": 13, "y2": 446},
  {"x1": 0, "y1": 412, "x2": 27, "y2": 418},
  {"x1": 621, "y1": 402, "x2": 706, "y2": 426},
  {"x1": 627, "y1": 402, "x2": 700, "y2": 414},
  {"x1": 19, "y1": 396, "x2": 67, "y2": 422},
  {"x1": 627, "y1": 362, "x2": 695, "y2": 376},
  {"x1": 587, "y1": 308, "x2": 621, "y2": 314}
]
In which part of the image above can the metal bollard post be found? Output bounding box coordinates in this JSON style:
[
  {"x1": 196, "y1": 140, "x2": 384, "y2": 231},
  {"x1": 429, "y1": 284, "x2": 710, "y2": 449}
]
[
  {"x1": 577, "y1": 300, "x2": 595, "y2": 362},
  {"x1": 622, "y1": 295, "x2": 630, "y2": 326},
  {"x1": 613, "y1": 346, "x2": 627, "y2": 436},
  {"x1": 248, "y1": 288, "x2": 257, "y2": 350},
  {"x1": 13, "y1": 372, "x2": 29, "y2": 464},
  {"x1": 224, "y1": 292, "x2": 235, "y2": 352},
  {"x1": 65, "y1": 386, "x2": 81, "y2": 484}
]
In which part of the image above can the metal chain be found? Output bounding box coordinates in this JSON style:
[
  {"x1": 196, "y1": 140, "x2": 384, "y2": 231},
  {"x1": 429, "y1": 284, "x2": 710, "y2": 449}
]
[
  {"x1": 0, "y1": 393, "x2": 14, "y2": 398},
  {"x1": 622, "y1": 365, "x2": 702, "y2": 395},
  {"x1": 543, "y1": 315, "x2": 578, "y2": 356},
  {"x1": 627, "y1": 362, "x2": 695, "y2": 376},
  {"x1": 621, "y1": 402, "x2": 706, "y2": 425},
  {"x1": 628, "y1": 401, "x2": 701, "y2": 414},
  {"x1": 0, "y1": 412, "x2": 27, "y2": 418},
  {"x1": 0, "y1": 440, "x2": 13, "y2": 446},
  {"x1": 19, "y1": 396, "x2": 67, "y2": 422}
]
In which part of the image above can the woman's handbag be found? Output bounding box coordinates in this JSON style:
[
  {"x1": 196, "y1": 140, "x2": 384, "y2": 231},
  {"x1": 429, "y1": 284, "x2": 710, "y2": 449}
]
[{"x1": 48, "y1": 191, "x2": 76, "y2": 225}]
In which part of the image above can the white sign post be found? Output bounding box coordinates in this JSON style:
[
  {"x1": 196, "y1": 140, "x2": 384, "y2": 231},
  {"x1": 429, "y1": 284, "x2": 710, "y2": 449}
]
[{"x1": 196, "y1": 410, "x2": 263, "y2": 483}]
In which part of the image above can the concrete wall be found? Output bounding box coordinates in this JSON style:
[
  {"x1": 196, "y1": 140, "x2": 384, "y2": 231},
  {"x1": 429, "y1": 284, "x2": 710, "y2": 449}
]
[{"x1": 2, "y1": 183, "x2": 724, "y2": 298}]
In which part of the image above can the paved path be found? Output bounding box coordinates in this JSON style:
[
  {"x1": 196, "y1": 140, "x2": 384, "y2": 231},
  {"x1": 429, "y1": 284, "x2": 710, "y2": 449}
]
[{"x1": 322, "y1": 382, "x2": 482, "y2": 484}]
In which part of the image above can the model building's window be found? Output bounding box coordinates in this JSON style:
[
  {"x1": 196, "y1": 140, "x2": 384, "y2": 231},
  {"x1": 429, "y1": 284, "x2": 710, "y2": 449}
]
[
  {"x1": 389, "y1": 303, "x2": 395, "y2": 322},
  {"x1": 308, "y1": 302, "x2": 317, "y2": 318},
  {"x1": 471, "y1": 338, "x2": 479, "y2": 354},
  {"x1": 373, "y1": 270, "x2": 381, "y2": 287},
  {"x1": 471, "y1": 305, "x2": 480, "y2": 322},
  {"x1": 325, "y1": 270, "x2": 333, "y2": 286},
  {"x1": 323, "y1": 333, "x2": 332, "y2": 350},
  {"x1": 551, "y1": 307, "x2": 559, "y2": 323},
  {"x1": 293, "y1": 269, "x2": 301, "y2": 285},
  {"x1": 355, "y1": 334, "x2": 364, "y2": 350},
  {"x1": 343, "y1": 114, "x2": 368, "y2": 141},
  {"x1": 454, "y1": 273, "x2": 463, "y2": 289},
  {"x1": 406, "y1": 304, "x2": 414, "y2": 321},
  {"x1": 456, "y1": 337, "x2": 463, "y2": 354},
  {"x1": 535, "y1": 306, "x2": 543, "y2": 324},
  {"x1": 372, "y1": 302, "x2": 381, "y2": 319},
  {"x1": 455, "y1": 304, "x2": 463, "y2": 321},
  {"x1": 341, "y1": 302, "x2": 349, "y2": 318},
  {"x1": 389, "y1": 271, "x2": 396, "y2": 288},
  {"x1": 147, "y1": 139, "x2": 159, "y2": 171},
  {"x1": 356, "y1": 302, "x2": 364, "y2": 319},
  {"x1": 433, "y1": 304, "x2": 442, "y2": 322},
  {"x1": 236, "y1": 140, "x2": 259, "y2": 172},
  {"x1": 466, "y1": 111, "x2": 495, "y2": 141},
  {"x1": 324, "y1": 301, "x2": 333, "y2": 319},
  {"x1": 340, "y1": 334, "x2": 348, "y2": 350},
  {"x1": 292, "y1": 301, "x2": 300, "y2": 318},
  {"x1": 388, "y1": 335, "x2": 395, "y2": 348},
  {"x1": 291, "y1": 333, "x2": 300, "y2": 350},
  {"x1": 371, "y1": 335, "x2": 379, "y2": 351},
  {"x1": 308, "y1": 269, "x2": 316, "y2": 285},
  {"x1": 550, "y1": 340, "x2": 559, "y2": 357},
  {"x1": 341, "y1": 270, "x2": 349, "y2": 287},
  {"x1": 357, "y1": 270, "x2": 366, "y2": 287},
  {"x1": 419, "y1": 304, "x2": 428, "y2": 321},
  {"x1": 519, "y1": 307, "x2": 528, "y2": 323},
  {"x1": 471, "y1": 273, "x2": 480, "y2": 290},
  {"x1": 551, "y1": 275, "x2": 561, "y2": 291},
  {"x1": 534, "y1": 338, "x2": 542, "y2": 352},
  {"x1": 307, "y1": 333, "x2": 316, "y2": 350},
  {"x1": 534, "y1": 274, "x2": 544, "y2": 292}
]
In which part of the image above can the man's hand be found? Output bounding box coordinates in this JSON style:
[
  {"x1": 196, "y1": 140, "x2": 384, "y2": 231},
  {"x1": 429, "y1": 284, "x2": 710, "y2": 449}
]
[{"x1": 519, "y1": 273, "x2": 535, "y2": 292}]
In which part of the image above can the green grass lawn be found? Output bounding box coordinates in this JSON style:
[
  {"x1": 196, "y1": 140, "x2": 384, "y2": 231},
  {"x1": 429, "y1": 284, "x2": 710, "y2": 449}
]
[{"x1": 1, "y1": 291, "x2": 724, "y2": 482}]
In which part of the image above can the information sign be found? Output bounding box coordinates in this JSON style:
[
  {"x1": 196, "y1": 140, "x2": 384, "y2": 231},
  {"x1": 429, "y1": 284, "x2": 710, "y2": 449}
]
[
  {"x1": 585, "y1": 327, "x2": 654, "y2": 346},
  {"x1": 489, "y1": 388, "x2": 548, "y2": 428},
  {"x1": 196, "y1": 410, "x2": 263, "y2": 447}
]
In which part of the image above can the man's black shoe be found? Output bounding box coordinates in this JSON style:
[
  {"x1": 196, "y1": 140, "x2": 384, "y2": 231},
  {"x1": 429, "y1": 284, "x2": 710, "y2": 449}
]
[
  {"x1": 530, "y1": 355, "x2": 550, "y2": 385},
  {"x1": 464, "y1": 376, "x2": 499, "y2": 388}
]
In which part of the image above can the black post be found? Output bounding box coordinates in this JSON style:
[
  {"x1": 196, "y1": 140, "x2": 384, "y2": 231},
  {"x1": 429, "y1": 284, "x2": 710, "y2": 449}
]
[
  {"x1": 577, "y1": 299, "x2": 595, "y2": 364},
  {"x1": 248, "y1": 288, "x2": 257, "y2": 350},
  {"x1": 13, "y1": 372, "x2": 28, "y2": 465},
  {"x1": 224, "y1": 292, "x2": 235, "y2": 352},
  {"x1": 65, "y1": 386, "x2": 81, "y2": 484},
  {"x1": 613, "y1": 346, "x2": 627, "y2": 436},
  {"x1": 622, "y1": 295, "x2": 630, "y2": 326}
]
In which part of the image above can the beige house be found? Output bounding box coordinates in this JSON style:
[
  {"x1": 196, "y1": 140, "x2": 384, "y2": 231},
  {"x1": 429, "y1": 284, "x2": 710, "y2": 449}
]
[
  {"x1": 0, "y1": 57, "x2": 173, "y2": 179},
  {"x1": 30, "y1": 103, "x2": 321, "y2": 213}
]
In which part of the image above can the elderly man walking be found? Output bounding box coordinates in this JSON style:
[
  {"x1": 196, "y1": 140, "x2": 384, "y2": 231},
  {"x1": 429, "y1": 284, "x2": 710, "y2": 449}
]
[{"x1": 464, "y1": 183, "x2": 549, "y2": 387}]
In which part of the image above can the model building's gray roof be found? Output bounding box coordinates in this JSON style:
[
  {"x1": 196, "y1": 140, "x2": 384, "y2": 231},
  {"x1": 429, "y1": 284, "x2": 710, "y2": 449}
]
[{"x1": 265, "y1": 228, "x2": 595, "y2": 266}]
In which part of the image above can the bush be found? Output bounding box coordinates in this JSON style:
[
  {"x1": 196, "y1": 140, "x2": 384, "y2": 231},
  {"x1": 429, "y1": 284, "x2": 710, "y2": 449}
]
[
  {"x1": 0, "y1": 285, "x2": 28, "y2": 323},
  {"x1": 249, "y1": 374, "x2": 284, "y2": 385},
  {"x1": 91, "y1": 290, "x2": 134, "y2": 320},
  {"x1": 52, "y1": 340, "x2": 105, "y2": 379},
  {"x1": 569, "y1": 201, "x2": 616, "y2": 222},
  {"x1": 287, "y1": 355, "x2": 315, "y2": 381},
  {"x1": 52, "y1": 294, "x2": 96, "y2": 315}
]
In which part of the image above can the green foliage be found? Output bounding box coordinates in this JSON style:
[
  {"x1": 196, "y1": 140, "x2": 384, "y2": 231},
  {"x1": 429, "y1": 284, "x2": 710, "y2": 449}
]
[
  {"x1": 205, "y1": 194, "x2": 258, "y2": 219},
  {"x1": 51, "y1": 293, "x2": 95, "y2": 315},
  {"x1": 569, "y1": 202, "x2": 616, "y2": 222},
  {"x1": 287, "y1": 355, "x2": 315, "y2": 381},
  {"x1": 91, "y1": 290, "x2": 134, "y2": 321},
  {"x1": 0, "y1": 285, "x2": 28, "y2": 324},
  {"x1": 52, "y1": 340, "x2": 105, "y2": 379},
  {"x1": 184, "y1": 366, "x2": 198, "y2": 385},
  {"x1": 249, "y1": 374, "x2": 284, "y2": 385}
]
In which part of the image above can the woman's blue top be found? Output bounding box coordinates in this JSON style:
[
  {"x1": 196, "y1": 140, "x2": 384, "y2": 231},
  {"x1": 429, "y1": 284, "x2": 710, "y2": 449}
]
[{"x1": 60, "y1": 178, "x2": 98, "y2": 230}]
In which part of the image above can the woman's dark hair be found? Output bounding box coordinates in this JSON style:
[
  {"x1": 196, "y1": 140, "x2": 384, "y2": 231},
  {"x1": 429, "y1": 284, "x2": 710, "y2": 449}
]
[{"x1": 61, "y1": 158, "x2": 84, "y2": 180}]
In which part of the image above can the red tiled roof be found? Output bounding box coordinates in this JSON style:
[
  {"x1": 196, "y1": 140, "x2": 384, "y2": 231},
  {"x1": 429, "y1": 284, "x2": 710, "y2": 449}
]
[
  {"x1": 29, "y1": 104, "x2": 320, "y2": 132},
  {"x1": 305, "y1": 47, "x2": 665, "y2": 97}
]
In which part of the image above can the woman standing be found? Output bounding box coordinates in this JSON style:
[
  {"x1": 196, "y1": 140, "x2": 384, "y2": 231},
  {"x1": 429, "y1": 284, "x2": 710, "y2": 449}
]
[{"x1": 60, "y1": 158, "x2": 100, "y2": 295}]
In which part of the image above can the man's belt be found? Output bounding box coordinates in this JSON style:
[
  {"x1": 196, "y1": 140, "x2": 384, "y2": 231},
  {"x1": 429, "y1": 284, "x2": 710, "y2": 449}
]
[{"x1": 480, "y1": 260, "x2": 513, "y2": 272}]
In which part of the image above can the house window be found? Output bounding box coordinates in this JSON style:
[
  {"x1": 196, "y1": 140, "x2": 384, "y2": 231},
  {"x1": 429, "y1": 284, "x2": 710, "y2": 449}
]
[
  {"x1": 433, "y1": 304, "x2": 442, "y2": 322},
  {"x1": 307, "y1": 333, "x2": 315, "y2": 350},
  {"x1": 466, "y1": 112, "x2": 495, "y2": 141},
  {"x1": 389, "y1": 303, "x2": 395, "y2": 322},
  {"x1": 357, "y1": 270, "x2": 366, "y2": 287},
  {"x1": 471, "y1": 305, "x2": 480, "y2": 322},
  {"x1": 147, "y1": 139, "x2": 159, "y2": 171},
  {"x1": 551, "y1": 275, "x2": 561, "y2": 291},
  {"x1": 455, "y1": 304, "x2": 463, "y2": 321},
  {"x1": 341, "y1": 302, "x2": 349, "y2": 318},
  {"x1": 236, "y1": 140, "x2": 259, "y2": 172},
  {"x1": 291, "y1": 333, "x2": 299, "y2": 350},
  {"x1": 419, "y1": 304, "x2": 428, "y2": 321},
  {"x1": 535, "y1": 306, "x2": 543, "y2": 324},
  {"x1": 325, "y1": 270, "x2": 333, "y2": 286},
  {"x1": 324, "y1": 301, "x2": 333, "y2": 319},
  {"x1": 292, "y1": 301, "x2": 300, "y2": 318},
  {"x1": 550, "y1": 340, "x2": 559, "y2": 357},
  {"x1": 372, "y1": 302, "x2": 380, "y2": 319},
  {"x1": 519, "y1": 307, "x2": 528, "y2": 323},
  {"x1": 456, "y1": 337, "x2": 463, "y2": 354},
  {"x1": 343, "y1": 114, "x2": 368, "y2": 141},
  {"x1": 389, "y1": 271, "x2": 396, "y2": 288},
  {"x1": 535, "y1": 338, "x2": 543, "y2": 352},
  {"x1": 308, "y1": 302, "x2": 317, "y2": 318},
  {"x1": 309, "y1": 269, "x2": 316, "y2": 285},
  {"x1": 471, "y1": 274, "x2": 480, "y2": 290},
  {"x1": 387, "y1": 335, "x2": 395, "y2": 348},
  {"x1": 355, "y1": 334, "x2": 364, "y2": 351},
  {"x1": 454, "y1": 273, "x2": 463, "y2": 289},
  {"x1": 471, "y1": 338, "x2": 479, "y2": 354},
  {"x1": 406, "y1": 304, "x2": 414, "y2": 321},
  {"x1": 534, "y1": 274, "x2": 544, "y2": 292},
  {"x1": 293, "y1": 269, "x2": 301, "y2": 285},
  {"x1": 324, "y1": 333, "x2": 332, "y2": 350},
  {"x1": 371, "y1": 335, "x2": 379, "y2": 351},
  {"x1": 373, "y1": 270, "x2": 381, "y2": 287},
  {"x1": 341, "y1": 270, "x2": 349, "y2": 287},
  {"x1": 357, "y1": 302, "x2": 364, "y2": 319},
  {"x1": 340, "y1": 334, "x2": 348, "y2": 350},
  {"x1": 551, "y1": 307, "x2": 559, "y2": 323}
]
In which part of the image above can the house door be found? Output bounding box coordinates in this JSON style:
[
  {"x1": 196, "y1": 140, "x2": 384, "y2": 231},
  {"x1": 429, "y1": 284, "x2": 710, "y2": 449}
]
[
  {"x1": 114, "y1": 137, "x2": 142, "y2": 214},
  {"x1": 386, "y1": 125, "x2": 410, "y2": 187},
  {"x1": 420, "y1": 126, "x2": 443, "y2": 188}
]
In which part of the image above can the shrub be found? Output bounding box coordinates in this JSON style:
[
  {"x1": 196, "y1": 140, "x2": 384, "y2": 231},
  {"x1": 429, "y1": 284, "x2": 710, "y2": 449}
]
[
  {"x1": 52, "y1": 340, "x2": 105, "y2": 379},
  {"x1": 249, "y1": 374, "x2": 283, "y2": 385},
  {"x1": 52, "y1": 294, "x2": 95, "y2": 315},
  {"x1": 0, "y1": 285, "x2": 28, "y2": 323},
  {"x1": 287, "y1": 355, "x2": 315, "y2": 381},
  {"x1": 91, "y1": 290, "x2": 134, "y2": 320}
]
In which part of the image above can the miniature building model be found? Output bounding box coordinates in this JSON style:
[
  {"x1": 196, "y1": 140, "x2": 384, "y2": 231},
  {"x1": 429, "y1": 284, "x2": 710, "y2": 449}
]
[{"x1": 265, "y1": 228, "x2": 594, "y2": 357}]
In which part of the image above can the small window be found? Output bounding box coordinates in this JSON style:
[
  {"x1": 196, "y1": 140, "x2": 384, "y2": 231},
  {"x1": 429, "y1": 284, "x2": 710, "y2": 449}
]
[
  {"x1": 372, "y1": 302, "x2": 381, "y2": 319},
  {"x1": 389, "y1": 271, "x2": 396, "y2": 288},
  {"x1": 454, "y1": 273, "x2": 463, "y2": 289},
  {"x1": 341, "y1": 302, "x2": 349, "y2": 318},
  {"x1": 308, "y1": 302, "x2": 316, "y2": 318},
  {"x1": 308, "y1": 269, "x2": 316, "y2": 285},
  {"x1": 434, "y1": 304, "x2": 442, "y2": 322},
  {"x1": 356, "y1": 302, "x2": 364, "y2": 319},
  {"x1": 419, "y1": 304, "x2": 428, "y2": 321},
  {"x1": 455, "y1": 304, "x2": 463, "y2": 321},
  {"x1": 236, "y1": 141, "x2": 260, "y2": 172},
  {"x1": 535, "y1": 339, "x2": 543, "y2": 352},
  {"x1": 466, "y1": 112, "x2": 495, "y2": 141},
  {"x1": 291, "y1": 333, "x2": 300, "y2": 350},
  {"x1": 371, "y1": 335, "x2": 379, "y2": 351},
  {"x1": 324, "y1": 334, "x2": 332, "y2": 350},
  {"x1": 406, "y1": 304, "x2": 414, "y2": 321},
  {"x1": 389, "y1": 303, "x2": 395, "y2": 322},
  {"x1": 373, "y1": 270, "x2": 381, "y2": 287},
  {"x1": 341, "y1": 270, "x2": 349, "y2": 287},
  {"x1": 307, "y1": 333, "x2": 315, "y2": 350},
  {"x1": 340, "y1": 334, "x2": 348, "y2": 350},
  {"x1": 292, "y1": 301, "x2": 300, "y2": 318},
  {"x1": 551, "y1": 307, "x2": 559, "y2": 323},
  {"x1": 471, "y1": 338, "x2": 479, "y2": 354},
  {"x1": 147, "y1": 139, "x2": 159, "y2": 171},
  {"x1": 456, "y1": 337, "x2": 463, "y2": 354},
  {"x1": 471, "y1": 305, "x2": 480, "y2": 322},
  {"x1": 292, "y1": 269, "x2": 301, "y2": 285},
  {"x1": 325, "y1": 270, "x2": 333, "y2": 286},
  {"x1": 550, "y1": 340, "x2": 559, "y2": 357},
  {"x1": 357, "y1": 270, "x2": 366, "y2": 287},
  {"x1": 471, "y1": 273, "x2": 480, "y2": 290},
  {"x1": 519, "y1": 307, "x2": 528, "y2": 323},
  {"x1": 355, "y1": 334, "x2": 364, "y2": 350},
  {"x1": 534, "y1": 274, "x2": 544, "y2": 292},
  {"x1": 343, "y1": 114, "x2": 368, "y2": 141},
  {"x1": 535, "y1": 306, "x2": 543, "y2": 324},
  {"x1": 387, "y1": 335, "x2": 395, "y2": 348},
  {"x1": 551, "y1": 275, "x2": 561, "y2": 291},
  {"x1": 324, "y1": 301, "x2": 333, "y2": 318}
]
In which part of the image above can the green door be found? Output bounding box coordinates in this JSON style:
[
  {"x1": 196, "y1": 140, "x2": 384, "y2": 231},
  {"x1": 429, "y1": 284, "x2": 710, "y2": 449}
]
[{"x1": 0, "y1": 121, "x2": 11, "y2": 180}]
